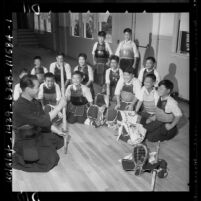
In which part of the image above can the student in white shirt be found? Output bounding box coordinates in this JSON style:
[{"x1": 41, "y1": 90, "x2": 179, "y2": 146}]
[
  {"x1": 65, "y1": 71, "x2": 93, "y2": 124},
  {"x1": 115, "y1": 67, "x2": 141, "y2": 111},
  {"x1": 142, "y1": 79, "x2": 182, "y2": 143},
  {"x1": 135, "y1": 74, "x2": 159, "y2": 121},
  {"x1": 13, "y1": 68, "x2": 29, "y2": 101},
  {"x1": 30, "y1": 56, "x2": 48, "y2": 84},
  {"x1": 138, "y1": 56, "x2": 160, "y2": 88},
  {"x1": 49, "y1": 52, "x2": 71, "y2": 89},
  {"x1": 115, "y1": 28, "x2": 139, "y2": 73},
  {"x1": 38, "y1": 72, "x2": 61, "y2": 107},
  {"x1": 105, "y1": 55, "x2": 123, "y2": 101},
  {"x1": 74, "y1": 53, "x2": 95, "y2": 99}
]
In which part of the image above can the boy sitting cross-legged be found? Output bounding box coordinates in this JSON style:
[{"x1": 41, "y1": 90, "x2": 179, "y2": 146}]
[
  {"x1": 114, "y1": 67, "x2": 141, "y2": 111},
  {"x1": 65, "y1": 71, "x2": 93, "y2": 124},
  {"x1": 141, "y1": 79, "x2": 182, "y2": 143}
]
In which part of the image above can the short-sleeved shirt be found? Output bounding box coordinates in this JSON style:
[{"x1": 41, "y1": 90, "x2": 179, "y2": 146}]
[
  {"x1": 160, "y1": 95, "x2": 182, "y2": 117},
  {"x1": 13, "y1": 83, "x2": 22, "y2": 101},
  {"x1": 115, "y1": 40, "x2": 139, "y2": 59},
  {"x1": 38, "y1": 82, "x2": 61, "y2": 102},
  {"x1": 138, "y1": 86, "x2": 159, "y2": 104},
  {"x1": 74, "y1": 65, "x2": 94, "y2": 82},
  {"x1": 65, "y1": 84, "x2": 93, "y2": 103},
  {"x1": 114, "y1": 77, "x2": 141, "y2": 99},
  {"x1": 92, "y1": 42, "x2": 113, "y2": 56},
  {"x1": 138, "y1": 86, "x2": 159, "y2": 114},
  {"x1": 31, "y1": 66, "x2": 48, "y2": 75},
  {"x1": 49, "y1": 62, "x2": 72, "y2": 80},
  {"x1": 105, "y1": 68, "x2": 123, "y2": 84},
  {"x1": 138, "y1": 68, "x2": 160, "y2": 87}
]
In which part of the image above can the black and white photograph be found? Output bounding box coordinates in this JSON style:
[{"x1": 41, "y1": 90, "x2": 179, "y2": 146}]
[{"x1": 10, "y1": 11, "x2": 190, "y2": 192}]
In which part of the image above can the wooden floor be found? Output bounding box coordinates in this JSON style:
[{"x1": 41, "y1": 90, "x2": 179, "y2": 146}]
[
  {"x1": 12, "y1": 46, "x2": 189, "y2": 191},
  {"x1": 12, "y1": 118, "x2": 189, "y2": 191}
]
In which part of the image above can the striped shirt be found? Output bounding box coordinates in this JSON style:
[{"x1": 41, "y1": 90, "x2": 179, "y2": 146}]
[{"x1": 138, "y1": 86, "x2": 159, "y2": 114}]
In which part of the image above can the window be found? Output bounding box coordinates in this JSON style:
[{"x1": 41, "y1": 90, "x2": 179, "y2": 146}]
[
  {"x1": 176, "y1": 13, "x2": 189, "y2": 55},
  {"x1": 70, "y1": 13, "x2": 80, "y2": 37},
  {"x1": 82, "y1": 12, "x2": 94, "y2": 39},
  {"x1": 69, "y1": 12, "x2": 113, "y2": 42},
  {"x1": 98, "y1": 13, "x2": 112, "y2": 43},
  {"x1": 34, "y1": 13, "x2": 52, "y2": 33}
]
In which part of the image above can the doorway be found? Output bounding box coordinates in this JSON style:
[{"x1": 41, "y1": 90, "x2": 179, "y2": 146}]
[{"x1": 17, "y1": 13, "x2": 28, "y2": 29}]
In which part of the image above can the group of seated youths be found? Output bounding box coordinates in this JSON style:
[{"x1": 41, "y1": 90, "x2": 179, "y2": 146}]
[{"x1": 12, "y1": 28, "x2": 182, "y2": 172}]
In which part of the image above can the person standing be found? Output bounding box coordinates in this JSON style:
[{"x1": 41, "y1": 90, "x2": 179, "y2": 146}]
[
  {"x1": 115, "y1": 28, "x2": 139, "y2": 75},
  {"x1": 92, "y1": 31, "x2": 113, "y2": 86}
]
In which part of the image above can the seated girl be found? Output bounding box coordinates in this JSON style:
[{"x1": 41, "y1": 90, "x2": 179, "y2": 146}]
[
  {"x1": 74, "y1": 53, "x2": 95, "y2": 99},
  {"x1": 65, "y1": 71, "x2": 93, "y2": 124},
  {"x1": 114, "y1": 67, "x2": 141, "y2": 111}
]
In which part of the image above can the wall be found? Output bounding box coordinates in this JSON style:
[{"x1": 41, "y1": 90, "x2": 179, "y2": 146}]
[
  {"x1": 111, "y1": 13, "x2": 133, "y2": 52},
  {"x1": 58, "y1": 13, "x2": 134, "y2": 66},
  {"x1": 58, "y1": 13, "x2": 96, "y2": 65},
  {"x1": 135, "y1": 13, "x2": 189, "y2": 100},
  {"x1": 135, "y1": 13, "x2": 155, "y2": 73},
  {"x1": 156, "y1": 13, "x2": 189, "y2": 100}
]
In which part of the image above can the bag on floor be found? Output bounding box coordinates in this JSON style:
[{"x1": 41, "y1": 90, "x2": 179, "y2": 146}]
[
  {"x1": 84, "y1": 104, "x2": 105, "y2": 127},
  {"x1": 118, "y1": 123, "x2": 147, "y2": 145},
  {"x1": 105, "y1": 108, "x2": 119, "y2": 130}
]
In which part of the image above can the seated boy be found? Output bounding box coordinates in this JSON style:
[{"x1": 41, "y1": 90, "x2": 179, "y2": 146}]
[
  {"x1": 38, "y1": 72, "x2": 61, "y2": 107},
  {"x1": 105, "y1": 55, "x2": 123, "y2": 101},
  {"x1": 49, "y1": 52, "x2": 72, "y2": 89},
  {"x1": 74, "y1": 53, "x2": 95, "y2": 99},
  {"x1": 138, "y1": 57, "x2": 160, "y2": 87},
  {"x1": 30, "y1": 56, "x2": 48, "y2": 84},
  {"x1": 114, "y1": 67, "x2": 141, "y2": 111},
  {"x1": 13, "y1": 68, "x2": 29, "y2": 101},
  {"x1": 135, "y1": 74, "x2": 159, "y2": 122},
  {"x1": 141, "y1": 80, "x2": 182, "y2": 143},
  {"x1": 65, "y1": 71, "x2": 93, "y2": 124}
]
